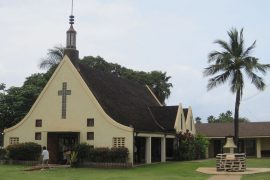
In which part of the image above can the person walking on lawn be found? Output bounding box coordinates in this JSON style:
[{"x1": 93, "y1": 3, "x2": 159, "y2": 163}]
[{"x1": 41, "y1": 146, "x2": 49, "y2": 169}]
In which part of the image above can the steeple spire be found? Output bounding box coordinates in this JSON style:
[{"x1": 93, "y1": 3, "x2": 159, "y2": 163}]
[{"x1": 64, "y1": 0, "x2": 79, "y2": 67}]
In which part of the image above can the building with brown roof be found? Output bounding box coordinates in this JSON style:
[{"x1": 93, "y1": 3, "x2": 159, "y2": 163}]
[
  {"x1": 3, "y1": 12, "x2": 196, "y2": 165},
  {"x1": 196, "y1": 122, "x2": 270, "y2": 158}
]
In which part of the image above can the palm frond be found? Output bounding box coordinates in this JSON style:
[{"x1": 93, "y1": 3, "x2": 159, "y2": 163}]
[
  {"x1": 214, "y1": 40, "x2": 232, "y2": 54},
  {"x1": 207, "y1": 70, "x2": 231, "y2": 90},
  {"x1": 39, "y1": 45, "x2": 64, "y2": 70},
  {"x1": 244, "y1": 57, "x2": 270, "y2": 75},
  {"x1": 242, "y1": 40, "x2": 256, "y2": 58},
  {"x1": 244, "y1": 67, "x2": 266, "y2": 91}
]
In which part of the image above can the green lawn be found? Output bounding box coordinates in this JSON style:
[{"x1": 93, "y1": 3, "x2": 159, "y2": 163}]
[{"x1": 0, "y1": 158, "x2": 269, "y2": 180}]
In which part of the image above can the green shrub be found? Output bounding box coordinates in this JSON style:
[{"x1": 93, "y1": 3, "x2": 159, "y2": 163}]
[
  {"x1": 90, "y1": 147, "x2": 110, "y2": 162},
  {"x1": 73, "y1": 143, "x2": 129, "y2": 163},
  {"x1": 173, "y1": 130, "x2": 208, "y2": 161},
  {"x1": 73, "y1": 143, "x2": 92, "y2": 162},
  {"x1": 194, "y1": 134, "x2": 209, "y2": 159},
  {"x1": 110, "y1": 147, "x2": 129, "y2": 163},
  {"x1": 0, "y1": 148, "x2": 7, "y2": 160},
  {"x1": 6, "y1": 142, "x2": 41, "y2": 161}
]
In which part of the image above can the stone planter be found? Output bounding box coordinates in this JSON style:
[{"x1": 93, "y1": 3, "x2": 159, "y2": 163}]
[{"x1": 216, "y1": 153, "x2": 246, "y2": 172}]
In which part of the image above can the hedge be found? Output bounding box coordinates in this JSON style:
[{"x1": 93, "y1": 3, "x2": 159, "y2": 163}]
[
  {"x1": 0, "y1": 148, "x2": 7, "y2": 160},
  {"x1": 74, "y1": 143, "x2": 129, "y2": 163},
  {"x1": 6, "y1": 142, "x2": 42, "y2": 161}
]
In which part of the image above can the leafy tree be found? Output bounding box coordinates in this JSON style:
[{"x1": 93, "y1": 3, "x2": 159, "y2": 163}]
[
  {"x1": 207, "y1": 110, "x2": 249, "y2": 123},
  {"x1": 0, "y1": 73, "x2": 50, "y2": 129},
  {"x1": 195, "y1": 117, "x2": 202, "y2": 124},
  {"x1": 204, "y1": 28, "x2": 270, "y2": 151},
  {"x1": 207, "y1": 115, "x2": 216, "y2": 123}
]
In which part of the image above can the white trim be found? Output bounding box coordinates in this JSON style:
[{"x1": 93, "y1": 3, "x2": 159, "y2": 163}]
[
  {"x1": 145, "y1": 85, "x2": 163, "y2": 106},
  {"x1": 136, "y1": 133, "x2": 165, "y2": 138}
]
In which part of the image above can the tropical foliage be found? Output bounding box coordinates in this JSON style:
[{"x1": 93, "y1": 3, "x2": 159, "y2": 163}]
[
  {"x1": 174, "y1": 130, "x2": 209, "y2": 160},
  {"x1": 204, "y1": 28, "x2": 270, "y2": 150}
]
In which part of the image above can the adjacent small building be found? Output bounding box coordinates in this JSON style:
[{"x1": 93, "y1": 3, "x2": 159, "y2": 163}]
[{"x1": 196, "y1": 122, "x2": 270, "y2": 158}]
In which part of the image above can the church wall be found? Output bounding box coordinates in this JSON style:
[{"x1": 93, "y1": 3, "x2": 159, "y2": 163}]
[
  {"x1": 185, "y1": 107, "x2": 196, "y2": 134},
  {"x1": 174, "y1": 104, "x2": 186, "y2": 133},
  {"x1": 4, "y1": 57, "x2": 134, "y2": 163}
]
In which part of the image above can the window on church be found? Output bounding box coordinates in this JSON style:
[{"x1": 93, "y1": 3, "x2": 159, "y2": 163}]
[
  {"x1": 87, "y1": 132, "x2": 94, "y2": 140},
  {"x1": 112, "y1": 137, "x2": 125, "y2": 148},
  {"x1": 35, "y1": 119, "x2": 42, "y2": 127},
  {"x1": 87, "y1": 118, "x2": 94, "y2": 127},
  {"x1": 35, "y1": 132, "x2": 42, "y2": 140},
  {"x1": 9, "y1": 137, "x2": 19, "y2": 145}
]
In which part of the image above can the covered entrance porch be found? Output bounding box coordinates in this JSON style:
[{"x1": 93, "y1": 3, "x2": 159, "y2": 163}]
[
  {"x1": 134, "y1": 133, "x2": 175, "y2": 164},
  {"x1": 47, "y1": 132, "x2": 79, "y2": 164}
]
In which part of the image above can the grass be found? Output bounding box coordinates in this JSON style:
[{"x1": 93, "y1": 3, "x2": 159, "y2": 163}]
[
  {"x1": 242, "y1": 158, "x2": 270, "y2": 180},
  {"x1": 0, "y1": 158, "x2": 269, "y2": 180}
]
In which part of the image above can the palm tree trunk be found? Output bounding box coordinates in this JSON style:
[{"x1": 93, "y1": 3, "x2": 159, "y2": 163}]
[{"x1": 234, "y1": 89, "x2": 241, "y2": 153}]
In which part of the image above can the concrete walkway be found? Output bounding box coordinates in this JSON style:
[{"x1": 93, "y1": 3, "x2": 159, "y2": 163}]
[
  {"x1": 208, "y1": 175, "x2": 241, "y2": 180},
  {"x1": 197, "y1": 167, "x2": 270, "y2": 175}
]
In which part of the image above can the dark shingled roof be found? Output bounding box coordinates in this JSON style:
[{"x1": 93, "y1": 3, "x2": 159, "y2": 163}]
[
  {"x1": 149, "y1": 106, "x2": 178, "y2": 132},
  {"x1": 196, "y1": 122, "x2": 270, "y2": 137},
  {"x1": 78, "y1": 63, "x2": 177, "y2": 132},
  {"x1": 183, "y1": 108, "x2": 188, "y2": 120}
]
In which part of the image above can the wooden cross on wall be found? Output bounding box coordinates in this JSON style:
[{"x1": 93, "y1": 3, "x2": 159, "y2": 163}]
[{"x1": 58, "y1": 82, "x2": 71, "y2": 119}]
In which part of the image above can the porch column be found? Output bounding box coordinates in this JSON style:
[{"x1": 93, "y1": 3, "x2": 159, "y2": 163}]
[
  {"x1": 161, "y1": 137, "x2": 166, "y2": 162},
  {"x1": 145, "y1": 137, "x2": 152, "y2": 164},
  {"x1": 205, "y1": 147, "x2": 209, "y2": 159},
  {"x1": 256, "y1": 138, "x2": 261, "y2": 158}
]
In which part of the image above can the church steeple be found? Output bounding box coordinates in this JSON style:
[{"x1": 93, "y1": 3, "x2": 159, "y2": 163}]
[{"x1": 64, "y1": 0, "x2": 79, "y2": 68}]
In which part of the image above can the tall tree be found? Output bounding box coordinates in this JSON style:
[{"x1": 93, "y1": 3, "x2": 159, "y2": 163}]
[
  {"x1": 207, "y1": 110, "x2": 249, "y2": 123},
  {"x1": 195, "y1": 117, "x2": 202, "y2": 124},
  {"x1": 204, "y1": 28, "x2": 270, "y2": 152}
]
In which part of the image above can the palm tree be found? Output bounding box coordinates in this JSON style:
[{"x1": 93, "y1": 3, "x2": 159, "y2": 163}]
[
  {"x1": 204, "y1": 28, "x2": 270, "y2": 152},
  {"x1": 39, "y1": 45, "x2": 64, "y2": 70}
]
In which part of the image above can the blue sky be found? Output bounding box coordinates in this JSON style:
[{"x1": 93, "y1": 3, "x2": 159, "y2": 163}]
[{"x1": 1, "y1": 0, "x2": 270, "y2": 122}]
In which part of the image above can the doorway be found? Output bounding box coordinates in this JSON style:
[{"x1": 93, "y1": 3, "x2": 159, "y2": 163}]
[
  {"x1": 47, "y1": 132, "x2": 79, "y2": 164},
  {"x1": 134, "y1": 137, "x2": 146, "y2": 164}
]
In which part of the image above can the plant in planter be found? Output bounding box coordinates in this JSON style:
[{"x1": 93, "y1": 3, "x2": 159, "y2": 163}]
[{"x1": 70, "y1": 151, "x2": 78, "y2": 167}]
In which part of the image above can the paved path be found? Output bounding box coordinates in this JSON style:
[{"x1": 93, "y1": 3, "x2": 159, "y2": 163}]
[{"x1": 208, "y1": 175, "x2": 242, "y2": 180}]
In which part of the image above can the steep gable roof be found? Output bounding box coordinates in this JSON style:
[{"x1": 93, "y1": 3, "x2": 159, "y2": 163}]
[
  {"x1": 196, "y1": 122, "x2": 270, "y2": 137},
  {"x1": 149, "y1": 106, "x2": 178, "y2": 132},
  {"x1": 78, "y1": 63, "x2": 170, "y2": 132}
]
